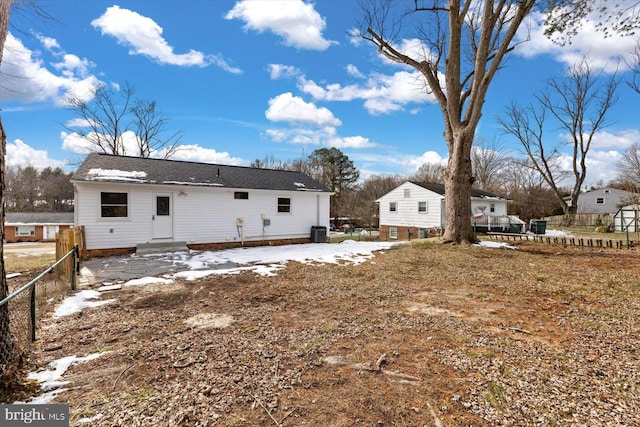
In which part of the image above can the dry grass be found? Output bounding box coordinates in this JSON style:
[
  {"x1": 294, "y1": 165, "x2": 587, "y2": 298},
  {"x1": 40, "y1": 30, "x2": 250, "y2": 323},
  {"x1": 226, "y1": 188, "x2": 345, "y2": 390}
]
[{"x1": 19, "y1": 241, "x2": 640, "y2": 426}]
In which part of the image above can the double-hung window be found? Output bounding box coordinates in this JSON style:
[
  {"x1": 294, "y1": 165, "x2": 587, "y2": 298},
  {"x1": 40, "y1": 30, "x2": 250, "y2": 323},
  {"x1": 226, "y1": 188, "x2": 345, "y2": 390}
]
[
  {"x1": 101, "y1": 192, "x2": 128, "y2": 218},
  {"x1": 418, "y1": 201, "x2": 427, "y2": 213},
  {"x1": 389, "y1": 202, "x2": 397, "y2": 212},
  {"x1": 277, "y1": 197, "x2": 291, "y2": 213}
]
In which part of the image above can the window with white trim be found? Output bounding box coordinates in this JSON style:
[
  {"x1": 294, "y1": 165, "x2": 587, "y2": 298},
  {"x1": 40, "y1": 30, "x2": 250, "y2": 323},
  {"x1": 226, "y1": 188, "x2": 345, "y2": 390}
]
[
  {"x1": 389, "y1": 227, "x2": 398, "y2": 239},
  {"x1": 101, "y1": 192, "x2": 128, "y2": 218},
  {"x1": 389, "y1": 202, "x2": 397, "y2": 212},
  {"x1": 277, "y1": 197, "x2": 291, "y2": 213},
  {"x1": 404, "y1": 189, "x2": 410, "y2": 198},
  {"x1": 16, "y1": 226, "x2": 35, "y2": 236},
  {"x1": 490, "y1": 203, "x2": 495, "y2": 213},
  {"x1": 418, "y1": 201, "x2": 427, "y2": 213}
]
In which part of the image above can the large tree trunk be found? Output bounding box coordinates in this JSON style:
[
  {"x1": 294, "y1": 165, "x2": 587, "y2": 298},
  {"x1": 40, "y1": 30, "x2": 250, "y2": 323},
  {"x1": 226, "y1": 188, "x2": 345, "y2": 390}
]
[
  {"x1": 0, "y1": 117, "x2": 15, "y2": 386},
  {"x1": 442, "y1": 129, "x2": 475, "y2": 244},
  {"x1": 0, "y1": 0, "x2": 15, "y2": 386}
]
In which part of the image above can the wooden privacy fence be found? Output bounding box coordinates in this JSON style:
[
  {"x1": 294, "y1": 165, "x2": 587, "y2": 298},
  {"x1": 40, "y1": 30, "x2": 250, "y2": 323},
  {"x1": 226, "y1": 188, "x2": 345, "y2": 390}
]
[
  {"x1": 56, "y1": 226, "x2": 86, "y2": 278},
  {"x1": 542, "y1": 213, "x2": 614, "y2": 228}
]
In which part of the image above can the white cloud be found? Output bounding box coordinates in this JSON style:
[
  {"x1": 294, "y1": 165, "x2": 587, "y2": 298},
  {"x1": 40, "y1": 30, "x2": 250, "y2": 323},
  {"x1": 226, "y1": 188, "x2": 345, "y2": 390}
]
[
  {"x1": 589, "y1": 129, "x2": 640, "y2": 150},
  {"x1": 555, "y1": 129, "x2": 640, "y2": 151},
  {"x1": 0, "y1": 33, "x2": 100, "y2": 105},
  {"x1": 407, "y1": 151, "x2": 447, "y2": 170},
  {"x1": 92, "y1": 5, "x2": 241, "y2": 73},
  {"x1": 268, "y1": 64, "x2": 302, "y2": 79},
  {"x1": 346, "y1": 64, "x2": 365, "y2": 78},
  {"x1": 266, "y1": 92, "x2": 342, "y2": 127},
  {"x1": 166, "y1": 145, "x2": 246, "y2": 165},
  {"x1": 7, "y1": 139, "x2": 65, "y2": 169},
  {"x1": 298, "y1": 70, "x2": 435, "y2": 115},
  {"x1": 61, "y1": 132, "x2": 245, "y2": 165},
  {"x1": 515, "y1": 11, "x2": 637, "y2": 73},
  {"x1": 265, "y1": 126, "x2": 376, "y2": 149},
  {"x1": 225, "y1": 0, "x2": 336, "y2": 51}
]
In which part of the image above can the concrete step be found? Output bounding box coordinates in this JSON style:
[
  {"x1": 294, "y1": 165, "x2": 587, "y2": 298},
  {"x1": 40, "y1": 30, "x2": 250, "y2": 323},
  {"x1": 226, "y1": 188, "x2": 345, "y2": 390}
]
[{"x1": 136, "y1": 240, "x2": 189, "y2": 255}]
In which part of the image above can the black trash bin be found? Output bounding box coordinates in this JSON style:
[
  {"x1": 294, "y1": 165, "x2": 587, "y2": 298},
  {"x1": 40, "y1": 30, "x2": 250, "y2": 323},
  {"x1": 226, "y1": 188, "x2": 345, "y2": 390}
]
[{"x1": 311, "y1": 226, "x2": 327, "y2": 243}]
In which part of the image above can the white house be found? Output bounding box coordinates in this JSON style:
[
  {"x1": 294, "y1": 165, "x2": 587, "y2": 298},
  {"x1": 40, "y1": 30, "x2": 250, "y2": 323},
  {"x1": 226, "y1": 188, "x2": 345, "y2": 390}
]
[
  {"x1": 376, "y1": 181, "x2": 523, "y2": 239},
  {"x1": 72, "y1": 153, "x2": 332, "y2": 256}
]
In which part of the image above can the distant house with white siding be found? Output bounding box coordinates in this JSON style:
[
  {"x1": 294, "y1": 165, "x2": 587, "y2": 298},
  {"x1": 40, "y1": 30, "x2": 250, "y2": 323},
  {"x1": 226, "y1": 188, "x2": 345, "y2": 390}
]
[
  {"x1": 72, "y1": 153, "x2": 332, "y2": 256},
  {"x1": 376, "y1": 181, "x2": 524, "y2": 240}
]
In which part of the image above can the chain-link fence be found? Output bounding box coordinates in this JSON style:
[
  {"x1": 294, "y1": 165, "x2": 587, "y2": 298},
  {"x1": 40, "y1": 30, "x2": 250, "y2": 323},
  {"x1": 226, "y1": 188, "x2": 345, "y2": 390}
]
[{"x1": 0, "y1": 247, "x2": 78, "y2": 395}]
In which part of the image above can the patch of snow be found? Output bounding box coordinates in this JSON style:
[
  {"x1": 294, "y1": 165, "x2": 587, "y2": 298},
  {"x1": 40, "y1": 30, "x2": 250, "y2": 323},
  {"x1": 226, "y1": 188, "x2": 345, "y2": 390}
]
[
  {"x1": 161, "y1": 180, "x2": 223, "y2": 186},
  {"x1": 544, "y1": 229, "x2": 572, "y2": 237},
  {"x1": 294, "y1": 182, "x2": 306, "y2": 187},
  {"x1": 86, "y1": 168, "x2": 147, "y2": 182},
  {"x1": 53, "y1": 290, "x2": 115, "y2": 318},
  {"x1": 17, "y1": 352, "x2": 108, "y2": 404},
  {"x1": 78, "y1": 414, "x2": 104, "y2": 424},
  {"x1": 475, "y1": 241, "x2": 516, "y2": 250},
  {"x1": 124, "y1": 277, "x2": 174, "y2": 287}
]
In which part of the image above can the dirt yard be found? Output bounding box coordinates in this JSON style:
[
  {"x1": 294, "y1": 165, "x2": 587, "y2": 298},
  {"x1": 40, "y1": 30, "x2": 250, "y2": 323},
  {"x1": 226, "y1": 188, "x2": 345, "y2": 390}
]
[{"x1": 27, "y1": 241, "x2": 639, "y2": 426}]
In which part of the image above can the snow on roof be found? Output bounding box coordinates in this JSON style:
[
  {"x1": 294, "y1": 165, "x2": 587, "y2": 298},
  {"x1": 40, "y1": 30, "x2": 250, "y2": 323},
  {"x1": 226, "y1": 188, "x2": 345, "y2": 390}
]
[
  {"x1": 161, "y1": 180, "x2": 224, "y2": 187},
  {"x1": 86, "y1": 168, "x2": 148, "y2": 182}
]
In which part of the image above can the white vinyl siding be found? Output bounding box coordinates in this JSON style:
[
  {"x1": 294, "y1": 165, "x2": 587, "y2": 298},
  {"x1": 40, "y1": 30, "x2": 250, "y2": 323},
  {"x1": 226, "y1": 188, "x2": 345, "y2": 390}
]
[
  {"x1": 378, "y1": 182, "x2": 443, "y2": 229},
  {"x1": 76, "y1": 182, "x2": 330, "y2": 250}
]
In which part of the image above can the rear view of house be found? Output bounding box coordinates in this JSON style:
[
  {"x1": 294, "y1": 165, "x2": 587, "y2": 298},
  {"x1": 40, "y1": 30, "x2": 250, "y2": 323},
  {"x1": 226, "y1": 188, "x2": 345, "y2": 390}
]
[{"x1": 72, "y1": 153, "x2": 332, "y2": 256}]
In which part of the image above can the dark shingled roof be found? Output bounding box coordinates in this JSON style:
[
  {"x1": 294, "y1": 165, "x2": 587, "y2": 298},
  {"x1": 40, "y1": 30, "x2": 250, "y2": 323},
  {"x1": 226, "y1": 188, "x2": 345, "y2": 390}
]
[
  {"x1": 409, "y1": 181, "x2": 507, "y2": 200},
  {"x1": 72, "y1": 153, "x2": 332, "y2": 193},
  {"x1": 5, "y1": 212, "x2": 74, "y2": 225}
]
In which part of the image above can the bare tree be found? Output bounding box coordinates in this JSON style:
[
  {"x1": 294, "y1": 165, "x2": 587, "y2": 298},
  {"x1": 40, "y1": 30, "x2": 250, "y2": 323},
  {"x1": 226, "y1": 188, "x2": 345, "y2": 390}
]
[
  {"x1": 250, "y1": 154, "x2": 290, "y2": 170},
  {"x1": 359, "y1": 0, "x2": 538, "y2": 243},
  {"x1": 471, "y1": 137, "x2": 507, "y2": 192},
  {"x1": 629, "y1": 41, "x2": 640, "y2": 95},
  {"x1": 545, "y1": 0, "x2": 640, "y2": 42},
  {"x1": 66, "y1": 82, "x2": 134, "y2": 155},
  {"x1": 352, "y1": 174, "x2": 405, "y2": 227},
  {"x1": 499, "y1": 59, "x2": 619, "y2": 213},
  {"x1": 66, "y1": 82, "x2": 181, "y2": 158},
  {"x1": 131, "y1": 99, "x2": 181, "y2": 159},
  {"x1": 500, "y1": 157, "x2": 565, "y2": 221},
  {"x1": 410, "y1": 162, "x2": 443, "y2": 183},
  {"x1": 617, "y1": 142, "x2": 640, "y2": 190}
]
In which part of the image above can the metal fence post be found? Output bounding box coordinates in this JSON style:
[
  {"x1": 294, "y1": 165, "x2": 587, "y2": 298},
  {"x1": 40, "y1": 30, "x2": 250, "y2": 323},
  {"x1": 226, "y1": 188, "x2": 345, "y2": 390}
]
[
  {"x1": 71, "y1": 245, "x2": 77, "y2": 291},
  {"x1": 30, "y1": 286, "x2": 36, "y2": 342}
]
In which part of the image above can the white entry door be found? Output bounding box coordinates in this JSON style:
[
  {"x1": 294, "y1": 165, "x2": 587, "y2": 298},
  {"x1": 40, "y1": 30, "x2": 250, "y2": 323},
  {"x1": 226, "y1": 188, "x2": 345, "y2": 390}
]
[{"x1": 152, "y1": 194, "x2": 173, "y2": 239}]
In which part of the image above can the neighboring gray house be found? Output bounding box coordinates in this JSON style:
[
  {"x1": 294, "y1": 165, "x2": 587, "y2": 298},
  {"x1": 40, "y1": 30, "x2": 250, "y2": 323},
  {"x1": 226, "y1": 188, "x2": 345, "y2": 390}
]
[
  {"x1": 72, "y1": 153, "x2": 332, "y2": 256},
  {"x1": 571, "y1": 187, "x2": 638, "y2": 214}
]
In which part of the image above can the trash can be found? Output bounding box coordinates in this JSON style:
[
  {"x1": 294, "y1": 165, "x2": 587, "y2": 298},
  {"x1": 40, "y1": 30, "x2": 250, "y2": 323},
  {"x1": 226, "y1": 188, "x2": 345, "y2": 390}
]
[
  {"x1": 509, "y1": 223, "x2": 522, "y2": 234},
  {"x1": 311, "y1": 226, "x2": 327, "y2": 243},
  {"x1": 530, "y1": 220, "x2": 547, "y2": 235}
]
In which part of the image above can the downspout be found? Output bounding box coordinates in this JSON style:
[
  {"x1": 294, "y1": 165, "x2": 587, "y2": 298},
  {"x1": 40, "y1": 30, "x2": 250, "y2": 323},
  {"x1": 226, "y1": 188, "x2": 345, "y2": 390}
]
[{"x1": 316, "y1": 194, "x2": 320, "y2": 226}]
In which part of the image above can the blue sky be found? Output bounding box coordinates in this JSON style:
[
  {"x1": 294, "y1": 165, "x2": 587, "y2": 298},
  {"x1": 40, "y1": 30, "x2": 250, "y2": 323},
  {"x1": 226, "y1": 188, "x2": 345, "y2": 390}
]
[{"x1": 1, "y1": 0, "x2": 639, "y2": 188}]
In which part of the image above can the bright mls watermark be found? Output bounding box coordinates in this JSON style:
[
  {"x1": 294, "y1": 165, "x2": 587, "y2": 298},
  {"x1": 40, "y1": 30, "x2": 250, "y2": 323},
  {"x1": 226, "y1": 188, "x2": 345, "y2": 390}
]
[{"x1": 0, "y1": 405, "x2": 69, "y2": 426}]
